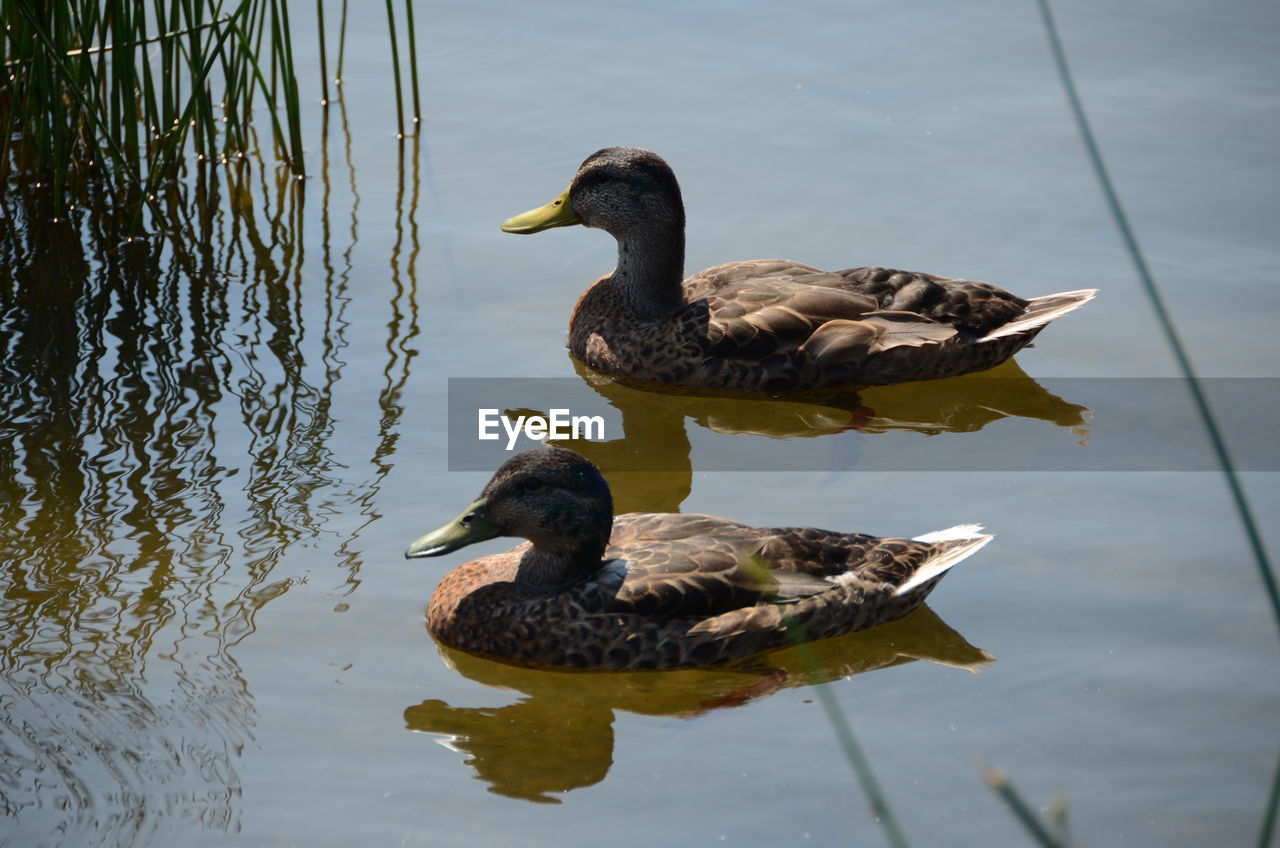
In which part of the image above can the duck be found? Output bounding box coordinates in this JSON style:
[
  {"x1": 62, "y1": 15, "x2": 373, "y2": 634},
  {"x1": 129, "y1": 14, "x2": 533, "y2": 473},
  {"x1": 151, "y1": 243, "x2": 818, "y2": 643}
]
[
  {"x1": 404, "y1": 447, "x2": 992, "y2": 669},
  {"x1": 502, "y1": 146, "x2": 1096, "y2": 389}
]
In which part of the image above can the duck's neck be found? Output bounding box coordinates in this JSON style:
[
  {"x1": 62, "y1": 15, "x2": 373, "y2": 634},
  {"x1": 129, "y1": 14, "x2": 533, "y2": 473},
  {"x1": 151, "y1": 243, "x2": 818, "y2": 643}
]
[
  {"x1": 609, "y1": 221, "x2": 686, "y2": 320},
  {"x1": 514, "y1": 519, "x2": 613, "y2": 593}
]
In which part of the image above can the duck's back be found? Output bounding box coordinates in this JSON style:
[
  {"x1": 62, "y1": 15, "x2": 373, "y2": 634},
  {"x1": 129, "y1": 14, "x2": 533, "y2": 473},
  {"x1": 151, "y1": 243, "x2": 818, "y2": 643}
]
[
  {"x1": 604, "y1": 512, "x2": 944, "y2": 615},
  {"x1": 569, "y1": 256, "x2": 1070, "y2": 388},
  {"x1": 686, "y1": 260, "x2": 1030, "y2": 337}
]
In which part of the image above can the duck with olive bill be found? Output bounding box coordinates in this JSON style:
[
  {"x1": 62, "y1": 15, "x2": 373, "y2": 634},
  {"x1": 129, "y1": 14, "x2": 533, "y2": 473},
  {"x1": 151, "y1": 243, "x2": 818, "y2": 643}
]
[
  {"x1": 502, "y1": 146, "x2": 1096, "y2": 390},
  {"x1": 405, "y1": 447, "x2": 992, "y2": 670}
]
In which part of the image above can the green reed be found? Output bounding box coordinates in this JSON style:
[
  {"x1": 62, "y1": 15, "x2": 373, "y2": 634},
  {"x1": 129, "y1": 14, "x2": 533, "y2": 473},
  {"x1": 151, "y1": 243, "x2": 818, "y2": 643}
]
[
  {"x1": 335, "y1": 0, "x2": 349, "y2": 86},
  {"x1": 765, "y1": 558, "x2": 1082, "y2": 848},
  {"x1": 762, "y1": 564, "x2": 911, "y2": 848},
  {"x1": 316, "y1": 0, "x2": 329, "y2": 104},
  {"x1": 383, "y1": 0, "x2": 406, "y2": 138},
  {"x1": 402, "y1": 0, "x2": 421, "y2": 127},
  {"x1": 785, "y1": 627, "x2": 911, "y2": 848},
  {"x1": 985, "y1": 768, "x2": 1072, "y2": 848},
  {"x1": 0, "y1": 0, "x2": 421, "y2": 235}
]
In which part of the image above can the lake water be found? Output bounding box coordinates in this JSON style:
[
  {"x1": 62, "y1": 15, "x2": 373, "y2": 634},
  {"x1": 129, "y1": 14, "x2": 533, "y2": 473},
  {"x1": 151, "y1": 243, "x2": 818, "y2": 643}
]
[{"x1": 2, "y1": 1, "x2": 1278, "y2": 846}]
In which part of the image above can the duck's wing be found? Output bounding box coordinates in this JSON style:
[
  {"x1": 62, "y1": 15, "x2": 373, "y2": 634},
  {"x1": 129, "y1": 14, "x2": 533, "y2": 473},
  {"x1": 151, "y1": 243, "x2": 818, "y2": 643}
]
[
  {"x1": 689, "y1": 261, "x2": 1076, "y2": 347},
  {"x1": 682, "y1": 260, "x2": 839, "y2": 301},
  {"x1": 678, "y1": 262, "x2": 960, "y2": 371},
  {"x1": 605, "y1": 514, "x2": 834, "y2": 618},
  {"x1": 760, "y1": 523, "x2": 992, "y2": 589}
]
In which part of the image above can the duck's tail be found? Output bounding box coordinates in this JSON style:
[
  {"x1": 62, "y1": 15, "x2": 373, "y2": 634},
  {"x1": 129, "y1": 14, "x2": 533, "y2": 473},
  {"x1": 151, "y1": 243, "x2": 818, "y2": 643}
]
[
  {"x1": 897, "y1": 524, "x2": 994, "y2": 596},
  {"x1": 980, "y1": 288, "x2": 1098, "y2": 342}
]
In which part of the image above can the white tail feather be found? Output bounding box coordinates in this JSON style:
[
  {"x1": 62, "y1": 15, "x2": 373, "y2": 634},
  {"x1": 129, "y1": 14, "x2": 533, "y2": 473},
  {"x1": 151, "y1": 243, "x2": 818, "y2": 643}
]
[
  {"x1": 980, "y1": 288, "x2": 1098, "y2": 342},
  {"x1": 895, "y1": 525, "x2": 994, "y2": 596},
  {"x1": 912, "y1": 523, "x2": 987, "y2": 544}
]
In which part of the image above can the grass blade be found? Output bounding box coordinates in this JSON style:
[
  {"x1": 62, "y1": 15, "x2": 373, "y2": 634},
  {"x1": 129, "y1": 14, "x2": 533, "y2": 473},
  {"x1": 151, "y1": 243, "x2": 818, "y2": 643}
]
[
  {"x1": 335, "y1": 0, "x2": 348, "y2": 86},
  {"x1": 402, "y1": 0, "x2": 420, "y2": 128},
  {"x1": 775, "y1": 601, "x2": 911, "y2": 848},
  {"x1": 382, "y1": 0, "x2": 405, "y2": 137},
  {"x1": 985, "y1": 768, "x2": 1069, "y2": 848}
]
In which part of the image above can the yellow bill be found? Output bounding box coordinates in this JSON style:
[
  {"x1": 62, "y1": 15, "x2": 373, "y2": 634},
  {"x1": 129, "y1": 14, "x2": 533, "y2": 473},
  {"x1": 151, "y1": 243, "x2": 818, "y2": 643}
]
[{"x1": 501, "y1": 188, "x2": 581, "y2": 234}]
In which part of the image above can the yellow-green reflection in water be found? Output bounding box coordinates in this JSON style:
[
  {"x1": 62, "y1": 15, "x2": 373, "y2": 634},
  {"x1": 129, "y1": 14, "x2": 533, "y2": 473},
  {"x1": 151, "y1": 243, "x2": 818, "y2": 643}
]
[
  {"x1": 525, "y1": 356, "x2": 1088, "y2": 512},
  {"x1": 0, "y1": 106, "x2": 422, "y2": 844},
  {"x1": 406, "y1": 605, "x2": 989, "y2": 804}
]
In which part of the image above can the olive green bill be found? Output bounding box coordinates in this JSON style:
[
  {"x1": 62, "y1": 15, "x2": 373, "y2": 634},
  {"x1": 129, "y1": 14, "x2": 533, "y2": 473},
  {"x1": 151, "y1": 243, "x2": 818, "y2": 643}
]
[
  {"x1": 500, "y1": 187, "x2": 581, "y2": 234},
  {"x1": 405, "y1": 499, "x2": 501, "y2": 558}
]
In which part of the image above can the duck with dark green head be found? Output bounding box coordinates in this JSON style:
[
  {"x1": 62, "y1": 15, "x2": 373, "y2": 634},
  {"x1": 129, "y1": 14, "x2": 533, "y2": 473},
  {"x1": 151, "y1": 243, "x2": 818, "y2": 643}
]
[
  {"x1": 406, "y1": 447, "x2": 992, "y2": 669},
  {"x1": 502, "y1": 146, "x2": 1096, "y2": 389}
]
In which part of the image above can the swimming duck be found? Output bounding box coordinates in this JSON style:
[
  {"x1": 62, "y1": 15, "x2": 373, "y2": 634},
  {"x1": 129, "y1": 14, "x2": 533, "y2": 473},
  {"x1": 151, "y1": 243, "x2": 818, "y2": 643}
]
[
  {"x1": 502, "y1": 147, "x2": 1096, "y2": 389},
  {"x1": 405, "y1": 447, "x2": 992, "y2": 669}
]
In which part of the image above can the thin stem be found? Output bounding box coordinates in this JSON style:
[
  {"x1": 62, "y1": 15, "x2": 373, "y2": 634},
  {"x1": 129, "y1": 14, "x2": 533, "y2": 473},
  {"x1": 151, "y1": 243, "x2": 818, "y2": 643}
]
[
  {"x1": 402, "y1": 0, "x2": 420, "y2": 127},
  {"x1": 12, "y1": 0, "x2": 166, "y2": 231},
  {"x1": 985, "y1": 768, "x2": 1068, "y2": 848},
  {"x1": 316, "y1": 0, "x2": 329, "y2": 106},
  {"x1": 382, "y1": 0, "x2": 405, "y2": 137},
  {"x1": 1035, "y1": 0, "x2": 1279, "y2": 638},
  {"x1": 1, "y1": 16, "x2": 231, "y2": 66},
  {"x1": 779, "y1": 606, "x2": 911, "y2": 848},
  {"x1": 335, "y1": 0, "x2": 348, "y2": 85}
]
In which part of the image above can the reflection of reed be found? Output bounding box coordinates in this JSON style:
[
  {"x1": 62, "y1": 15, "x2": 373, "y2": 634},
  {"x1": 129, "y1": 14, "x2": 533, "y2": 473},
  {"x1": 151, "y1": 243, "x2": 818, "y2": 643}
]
[
  {"x1": 405, "y1": 605, "x2": 990, "y2": 804},
  {"x1": 333, "y1": 128, "x2": 423, "y2": 592},
  {"x1": 0, "y1": 108, "x2": 420, "y2": 843},
  {"x1": 378, "y1": 135, "x2": 422, "y2": 473},
  {"x1": 0, "y1": 207, "x2": 256, "y2": 842}
]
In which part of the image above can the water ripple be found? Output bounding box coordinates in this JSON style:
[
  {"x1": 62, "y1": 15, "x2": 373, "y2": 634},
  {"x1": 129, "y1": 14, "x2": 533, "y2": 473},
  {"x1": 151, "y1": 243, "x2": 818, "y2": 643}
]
[{"x1": 0, "y1": 108, "x2": 420, "y2": 846}]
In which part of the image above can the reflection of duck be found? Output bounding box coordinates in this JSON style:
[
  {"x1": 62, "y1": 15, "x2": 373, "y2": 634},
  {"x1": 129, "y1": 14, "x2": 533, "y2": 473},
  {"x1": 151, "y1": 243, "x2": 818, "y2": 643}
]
[
  {"x1": 566, "y1": 354, "x2": 1088, "y2": 440},
  {"x1": 520, "y1": 356, "x2": 1089, "y2": 512},
  {"x1": 502, "y1": 146, "x2": 1096, "y2": 389},
  {"x1": 404, "y1": 605, "x2": 990, "y2": 803},
  {"x1": 405, "y1": 448, "x2": 991, "y2": 669}
]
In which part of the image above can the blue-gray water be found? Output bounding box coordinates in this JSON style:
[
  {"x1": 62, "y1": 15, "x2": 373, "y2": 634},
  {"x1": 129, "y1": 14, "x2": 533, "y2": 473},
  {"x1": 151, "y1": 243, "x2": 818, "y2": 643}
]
[{"x1": 1, "y1": 1, "x2": 1277, "y2": 846}]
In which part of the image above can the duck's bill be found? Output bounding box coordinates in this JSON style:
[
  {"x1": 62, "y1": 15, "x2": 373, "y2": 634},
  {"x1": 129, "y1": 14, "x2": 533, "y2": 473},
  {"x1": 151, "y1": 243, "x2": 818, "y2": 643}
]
[
  {"x1": 501, "y1": 188, "x2": 581, "y2": 233},
  {"x1": 405, "y1": 499, "x2": 501, "y2": 558}
]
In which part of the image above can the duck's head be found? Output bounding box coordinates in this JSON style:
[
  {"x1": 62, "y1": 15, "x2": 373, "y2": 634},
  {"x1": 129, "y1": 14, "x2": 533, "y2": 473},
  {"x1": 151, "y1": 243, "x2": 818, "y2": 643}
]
[
  {"x1": 501, "y1": 147, "x2": 684, "y2": 239},
  {"x1": 405, "y1": 447, "x2": 614, "y2": 563}
]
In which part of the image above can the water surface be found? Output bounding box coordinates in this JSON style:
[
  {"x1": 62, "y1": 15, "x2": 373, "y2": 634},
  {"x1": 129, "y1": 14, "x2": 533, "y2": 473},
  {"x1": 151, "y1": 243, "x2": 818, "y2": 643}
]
[{"x1": 2, "y1": 1, "x2": 1278, "y2": 846}]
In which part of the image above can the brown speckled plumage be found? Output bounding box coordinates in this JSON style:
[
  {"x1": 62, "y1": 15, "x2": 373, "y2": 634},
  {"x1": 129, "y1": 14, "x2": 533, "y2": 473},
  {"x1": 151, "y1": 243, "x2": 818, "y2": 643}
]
[
  {"x1": 407, "y1": 448, "x2": 993, "y2": 670},
  {"x1": 505, "y1": 147, "x2": 1097, "y2": 389}
]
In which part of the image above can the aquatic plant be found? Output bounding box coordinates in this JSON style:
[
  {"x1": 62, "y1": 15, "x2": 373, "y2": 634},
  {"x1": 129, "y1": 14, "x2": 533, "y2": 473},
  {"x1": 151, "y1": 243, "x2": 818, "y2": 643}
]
[{"x1": 0, "y1": 1, "x2": 420, "y2": 234}]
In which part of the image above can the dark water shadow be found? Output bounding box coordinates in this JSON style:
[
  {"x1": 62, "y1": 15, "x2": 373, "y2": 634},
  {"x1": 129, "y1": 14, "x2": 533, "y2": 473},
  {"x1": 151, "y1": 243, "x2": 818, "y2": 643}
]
[{"x1": 404, "y1": 605, "x2": 990, "y2": 804}]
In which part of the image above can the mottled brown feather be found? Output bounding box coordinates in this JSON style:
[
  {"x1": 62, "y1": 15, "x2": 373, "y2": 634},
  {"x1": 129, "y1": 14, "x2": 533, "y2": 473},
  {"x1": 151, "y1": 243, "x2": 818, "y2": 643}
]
[{"x1": 415, "y1": 448, "x2": 992, "y2": 670}]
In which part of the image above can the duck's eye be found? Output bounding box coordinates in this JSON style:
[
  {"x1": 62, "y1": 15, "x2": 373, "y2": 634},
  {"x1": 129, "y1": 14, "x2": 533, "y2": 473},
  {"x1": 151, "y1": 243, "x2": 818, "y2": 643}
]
[{"x1": 521, "y1": 476, "x2": 544, "y2": 493}]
